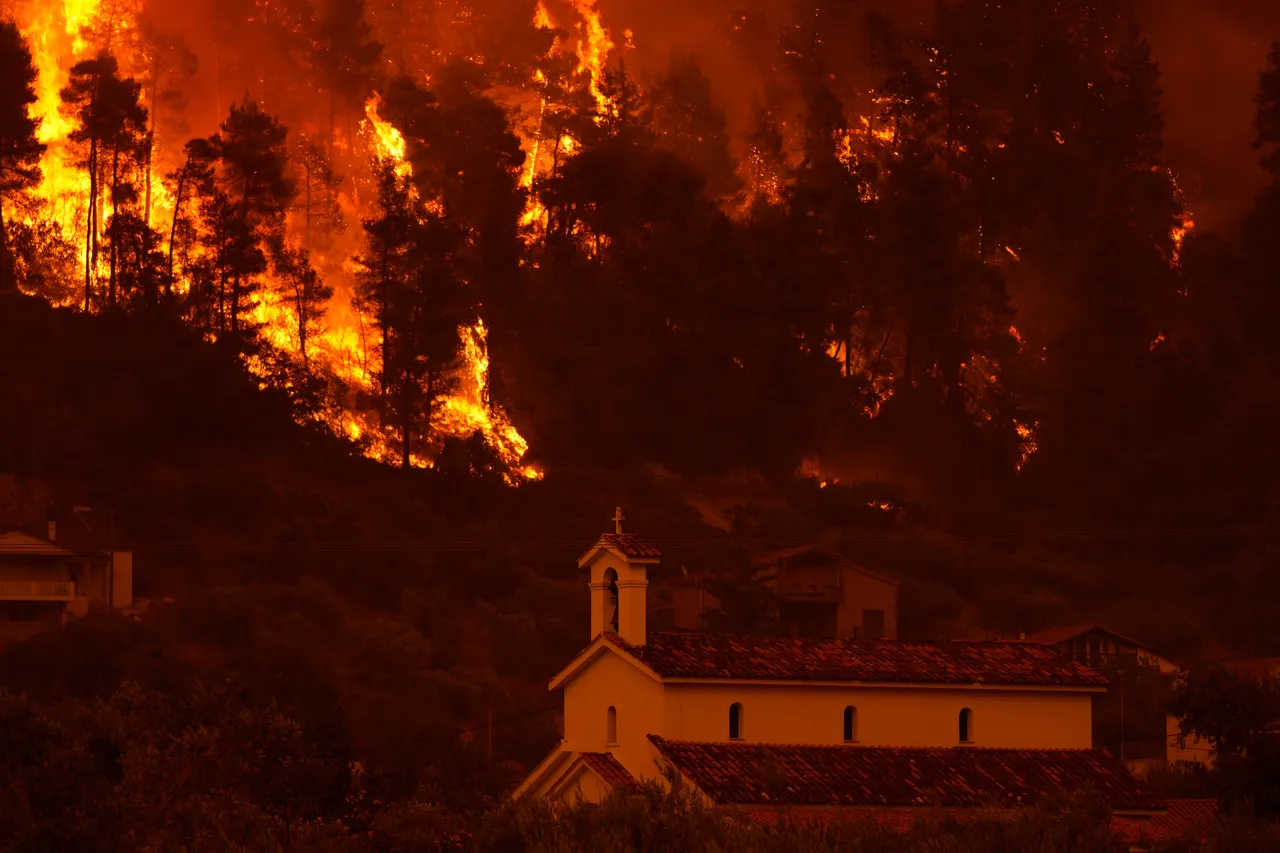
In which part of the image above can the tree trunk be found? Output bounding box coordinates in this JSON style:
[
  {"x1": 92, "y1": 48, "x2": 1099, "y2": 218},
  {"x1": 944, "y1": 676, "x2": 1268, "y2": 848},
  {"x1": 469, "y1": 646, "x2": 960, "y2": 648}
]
[
  {"x1": 85, "y1": 136, "x2": 99, "y2": 312},
  {"x1": 378, "y1": 255, "x2": 391, "y2": 417},
  {"x1": 294, "y1": 269, "x2": 309, "y2": 369},
  {"x1": 108, "y1": 139, "x2": 121, "y2": 308},
  {"x1": 304, "y1": 167, "x2": 312, "y2": 252},
  {"x1": 167, "y1": 159, "x2": 188, "y2": 293},
  {"x1": 401, "y1": 366, "x2": 412, "y2": 469},
  {"x1": 328, "y1": 88, "x2": 336, "y2": 160},
  {"x1": 145, "y1": 67, "x2": 158, "y2": 228},
  {"x1": 0, "y1": 199, "x2": 12, "y2": 292},
  {"x1": 231, "y1": 177, "x2": 251, "y2": 337}
]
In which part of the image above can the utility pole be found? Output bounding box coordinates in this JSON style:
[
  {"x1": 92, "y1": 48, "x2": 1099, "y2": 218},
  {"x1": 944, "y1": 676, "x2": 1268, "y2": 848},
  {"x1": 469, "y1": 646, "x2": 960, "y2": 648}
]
[
  {"x1": 486, "y1": 698, "x2": 493, "y2": 773},
  {"x1": 1119, "y1": 668, "x2": 1126, "y2": 764}
]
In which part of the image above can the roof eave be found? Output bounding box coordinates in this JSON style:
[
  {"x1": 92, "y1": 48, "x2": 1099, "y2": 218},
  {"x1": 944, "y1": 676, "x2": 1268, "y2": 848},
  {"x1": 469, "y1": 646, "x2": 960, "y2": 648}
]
[
  {"x1": 658, "y1": 676, "x2": 1108, "y2": 692},
  {"x1": 548, "y1": 635, "x2": 663, "y2": 691}
]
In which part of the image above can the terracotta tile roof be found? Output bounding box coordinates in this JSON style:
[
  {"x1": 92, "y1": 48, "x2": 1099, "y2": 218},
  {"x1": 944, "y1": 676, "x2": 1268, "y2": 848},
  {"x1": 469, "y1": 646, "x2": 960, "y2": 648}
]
[
  {"x1": 611, "y1": 633, "x2": 1107, "y2": 687},
  {"x1": 648, "y1": 737, "x2": 1162, "y2": 810},
  {"x1": 578, "y1": 752, "x2": 641, "y2": 792},
  {"x1": 598, "y1": 533, "x2": 662, "y2": 560},
  {"x1": 745, "y1": 799, "x2": 1219, "y2": 843},
  {"x1": 1112, "y1": 798, "x2": 1220, "y2": 844}
]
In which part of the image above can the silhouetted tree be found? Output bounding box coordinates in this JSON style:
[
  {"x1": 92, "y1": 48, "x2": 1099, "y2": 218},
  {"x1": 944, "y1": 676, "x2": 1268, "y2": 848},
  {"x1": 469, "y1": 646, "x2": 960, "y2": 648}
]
[
  {"x1": 0, "y1": 20, "x2": 44, "y2": 293},
  {"x1": 272, "y1": 245, "x2": 333, "y2": 369},
  {"x1": 188, "y1": 98, "x2": 296, "y2": 339},
  {"x1": 309, "y1": 0, "x2": 383, "y2": 155},
  {"x1": 650, "y1": 53, "x2": 740, "y2": 200},
  {"x1": 61, "y1": 54, "x2": 149, "y2": 312}
]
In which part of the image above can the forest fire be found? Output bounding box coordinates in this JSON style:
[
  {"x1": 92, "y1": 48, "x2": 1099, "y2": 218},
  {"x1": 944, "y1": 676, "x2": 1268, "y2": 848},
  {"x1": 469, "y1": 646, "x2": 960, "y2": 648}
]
[
  {"x1": 0, "y1": 0, "x2": 1208, "y2": 489},
  {"x1": 7, "y1": 0, "x2": 1280, "y2": 843}
]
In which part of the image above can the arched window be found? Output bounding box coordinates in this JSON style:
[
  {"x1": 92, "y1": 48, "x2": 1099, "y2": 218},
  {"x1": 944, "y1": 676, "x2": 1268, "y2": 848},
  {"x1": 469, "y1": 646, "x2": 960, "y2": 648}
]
[
  {"x1": 843, "y1": 706, "x2": 858, "y2": 743},
  {"x1": 603, "y1": 568, "x2": 619, "y2": 633},
  {"x1": 606, "y1": 705, "x2": 618, "y2": 745},
  {"x1": 959, "y1": 707, "x2": 974, "y2": 744},
  {"x1": 729, "y1": 702, "x2": 744, "y2": 740}
]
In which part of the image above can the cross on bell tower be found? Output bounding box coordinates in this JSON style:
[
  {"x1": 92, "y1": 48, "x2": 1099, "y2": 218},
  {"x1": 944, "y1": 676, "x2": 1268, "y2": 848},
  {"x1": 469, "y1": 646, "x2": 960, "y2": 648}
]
[{"x1": 579, "y1": 509, "x2": 661, "y2": 644}]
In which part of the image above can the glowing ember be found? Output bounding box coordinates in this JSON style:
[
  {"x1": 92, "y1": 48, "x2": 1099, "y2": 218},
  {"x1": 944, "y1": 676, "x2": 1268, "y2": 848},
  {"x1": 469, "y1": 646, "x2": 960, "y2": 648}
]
[{"x1": 1015, "y1": 421, "x2": 1039, "y2": 471}]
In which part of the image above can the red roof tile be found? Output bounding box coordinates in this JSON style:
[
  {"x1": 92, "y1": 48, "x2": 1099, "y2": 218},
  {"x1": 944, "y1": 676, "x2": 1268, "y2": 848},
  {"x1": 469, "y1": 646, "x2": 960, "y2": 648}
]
[
  {"x1": 612, "y1": 633, "x2": 1107, "y2": 687},
  {"x1": 578, "y1": 752, "x2": 641, "y2": 792},
  {"x1": 648, "y1": 737, "x2": 1162, "y2": 810},
  {"x1": 745, "y1": 800, "x2": 1220, "y2": 843},
  {"x1": 598, "y1": 533, "x2": 662, "y2": 560},
  {"x1": 1112, "y1": 798, "x2": 1220, "y2": 844}
]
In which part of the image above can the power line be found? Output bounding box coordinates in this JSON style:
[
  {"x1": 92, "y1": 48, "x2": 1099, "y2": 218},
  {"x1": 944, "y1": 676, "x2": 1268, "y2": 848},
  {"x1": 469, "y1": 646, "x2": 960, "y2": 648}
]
[{"x1": 135, "y1": 527, "x2": 1279, "y2": 553}]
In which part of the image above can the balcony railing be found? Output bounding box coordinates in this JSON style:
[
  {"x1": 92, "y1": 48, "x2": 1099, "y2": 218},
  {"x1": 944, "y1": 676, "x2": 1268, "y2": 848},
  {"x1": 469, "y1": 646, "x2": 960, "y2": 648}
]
[{"x1": 0, "y1": 579, "x2": 75, "y2": 600}]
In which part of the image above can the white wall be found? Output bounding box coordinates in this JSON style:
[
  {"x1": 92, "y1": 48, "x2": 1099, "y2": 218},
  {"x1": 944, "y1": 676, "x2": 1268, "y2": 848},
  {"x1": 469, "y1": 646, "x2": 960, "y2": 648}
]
[{"x1": 662, "y1": 682, "x2": 1095, "y2": 749}]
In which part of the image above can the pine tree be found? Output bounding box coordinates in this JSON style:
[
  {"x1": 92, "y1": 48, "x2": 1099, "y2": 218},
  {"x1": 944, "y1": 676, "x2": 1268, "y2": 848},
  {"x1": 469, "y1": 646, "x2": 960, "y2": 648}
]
[
  {"x1": 272, "y1": 245, "x2": 333, "y2": 369},
  {"x1": 133, "y1": 23, "x2": 197, "y2": 228},
  {"x1": 292, "y1": 135, "x2": 344, "y2": 251},
  {"x1": 309, "y1": 0, "x2": 383, "y2": 156},
  {"x1": 355, "y1": 160, "x2": 472, "y2": 468},
  {"x1": 650, "y1": 54, "x2": 740, "y2": 200},
  {"x1": 1256, "y1": 43, "x2": 1280, "y2": 178},
  {"x1": 355, "y1": 161, "x2": 413, "y2": 417},
  {"x1": 191, "y1": 98, "x2": 297, "y2": 339},
  {"x1": 0, "y1": 20, "x2": 45, "y2": 293},
  {"x1": 60, "y1": 54, "x2": 149, "y2": 312}
]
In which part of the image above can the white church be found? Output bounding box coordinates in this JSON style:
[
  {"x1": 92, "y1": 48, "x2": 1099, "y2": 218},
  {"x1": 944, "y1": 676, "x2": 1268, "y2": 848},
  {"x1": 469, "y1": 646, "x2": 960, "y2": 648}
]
[{"x1": 514, "y1": 517, "x2": 1213, "y2": 840}]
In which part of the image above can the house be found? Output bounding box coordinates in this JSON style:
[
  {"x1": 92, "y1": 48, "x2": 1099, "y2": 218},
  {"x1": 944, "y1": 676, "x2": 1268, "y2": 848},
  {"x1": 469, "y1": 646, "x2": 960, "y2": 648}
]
[
  {"x1": 0, "y1": 526, "x2": 132, "y2": 642},
  {"x1": 1025, "y1": 625, "x2": 1213, "y2": 773},
  {"x1": 1025, "y1": 625, "x2": 1177, "y2": 674},
  {"x1": 516, "y1": 520, "x2": 1185, "y2": 835},
  {"x1": 657, "y1": 545, "x2": 900, "y2": 639}
]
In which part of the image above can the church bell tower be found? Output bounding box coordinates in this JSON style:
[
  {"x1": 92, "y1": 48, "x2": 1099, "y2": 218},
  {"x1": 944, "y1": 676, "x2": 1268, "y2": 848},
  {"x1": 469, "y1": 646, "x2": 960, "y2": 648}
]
[{"x1": 579, "y1": 508, "x2": 661, "y2": 645}]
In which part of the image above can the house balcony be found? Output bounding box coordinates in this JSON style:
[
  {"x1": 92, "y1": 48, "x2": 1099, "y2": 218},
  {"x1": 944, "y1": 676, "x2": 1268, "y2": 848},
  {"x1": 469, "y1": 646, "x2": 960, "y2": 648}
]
[{"x1": 0, "y1": 579, "x2": 76, "y2": 601}]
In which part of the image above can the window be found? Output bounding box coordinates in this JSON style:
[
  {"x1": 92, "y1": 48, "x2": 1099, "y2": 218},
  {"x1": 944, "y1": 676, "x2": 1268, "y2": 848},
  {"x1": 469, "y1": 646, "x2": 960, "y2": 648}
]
[
  {"x1": 729, "y1": 703, "x2": 744, "y2": 740},
  {"x1": 959, "y1": 707, "x2": 974, "y2": 744},
  {"x1": 843, "y1": 706, "x2": 858, "y2": 743},
  {"x1": 606, "y1": 705, "x2": 617, "y2": 745},
  {"x1": 862, "y1": 609, "x2": 886, "y2": 640}
]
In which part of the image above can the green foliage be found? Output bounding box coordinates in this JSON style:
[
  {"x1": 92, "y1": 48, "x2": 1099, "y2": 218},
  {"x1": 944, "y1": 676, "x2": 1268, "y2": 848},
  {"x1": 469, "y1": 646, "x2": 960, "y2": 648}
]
[{"x1": 1170, "y1": 666, "x2": 1280, "y2": 815}]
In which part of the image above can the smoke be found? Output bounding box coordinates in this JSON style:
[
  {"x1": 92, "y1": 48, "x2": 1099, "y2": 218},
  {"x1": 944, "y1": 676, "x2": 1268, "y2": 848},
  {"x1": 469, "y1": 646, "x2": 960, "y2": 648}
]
[
  {"x1": 1138, "y1": 0, "x2": 1275, "y2": 236},
  {"x1": 599, "y1": 0, "x2": 1275, "y2": 233}
]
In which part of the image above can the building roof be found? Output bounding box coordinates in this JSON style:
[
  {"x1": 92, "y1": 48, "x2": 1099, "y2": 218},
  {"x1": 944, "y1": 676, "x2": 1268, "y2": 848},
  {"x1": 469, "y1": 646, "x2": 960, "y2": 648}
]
[
  {"x1": 743, "y1": 798, "x2": 1219, "y2": 843},
  {"x1": 751, "y1": 545, "x2": 901, "y2": 587},
  {"x1": 597, "y1": 533, "x2": 662, "y2": 559},
  {"x1": 1024, "y1": 624, "x2": 1156, "y2": 654},
  {"x1": 648, "y1": 737, "x2": 1162, "y2": 811},
  {"x1": 1112, "y1": 799, "x2": 1220, "y2": 844},
  {"x1": 607, "y1": 632, "x2": 1108, "y2": 687},
  {"x1": 578, "y1": 752, "x2": 641, "y2": 792},
  {"x1": 0, "y1": 531, "x2": 74, "y2": 557}
]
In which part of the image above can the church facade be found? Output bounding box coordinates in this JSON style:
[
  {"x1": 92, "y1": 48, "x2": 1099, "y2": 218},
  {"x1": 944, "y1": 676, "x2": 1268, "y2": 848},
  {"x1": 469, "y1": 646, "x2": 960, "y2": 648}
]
[{"x1": 515, "y1": 524, "x2": 1185, "y2": 834}]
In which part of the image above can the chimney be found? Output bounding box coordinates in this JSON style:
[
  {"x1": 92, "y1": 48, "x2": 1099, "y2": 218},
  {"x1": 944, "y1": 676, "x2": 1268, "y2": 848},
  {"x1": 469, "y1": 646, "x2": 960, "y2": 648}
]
[{"x1": 47, "y1": 520, "x2": 56, "y2": 542}]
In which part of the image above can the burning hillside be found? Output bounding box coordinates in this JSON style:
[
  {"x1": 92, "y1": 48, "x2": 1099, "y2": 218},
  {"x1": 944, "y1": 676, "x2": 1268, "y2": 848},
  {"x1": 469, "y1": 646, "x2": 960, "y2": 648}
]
[{"x1": 0, "y1": 0, "x2": 1201, "y2": 483}]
